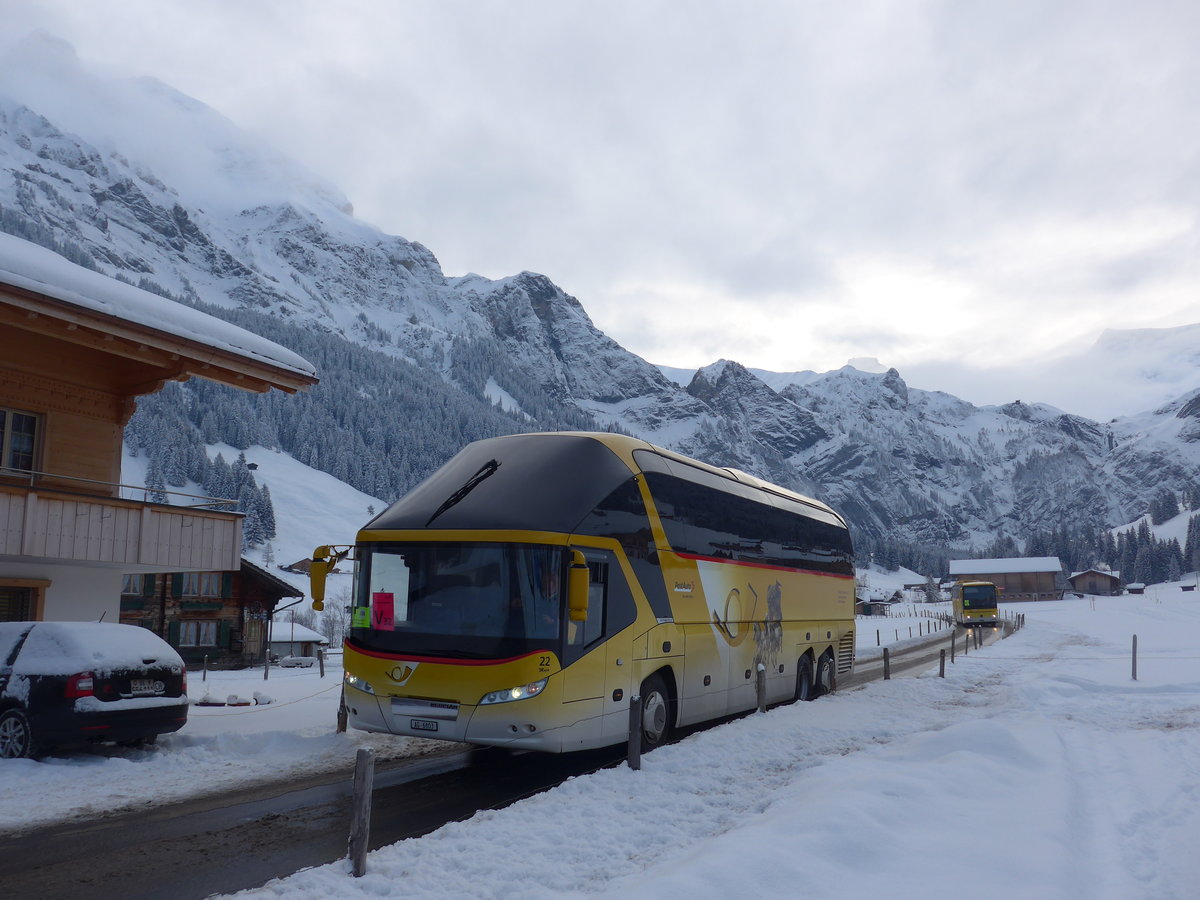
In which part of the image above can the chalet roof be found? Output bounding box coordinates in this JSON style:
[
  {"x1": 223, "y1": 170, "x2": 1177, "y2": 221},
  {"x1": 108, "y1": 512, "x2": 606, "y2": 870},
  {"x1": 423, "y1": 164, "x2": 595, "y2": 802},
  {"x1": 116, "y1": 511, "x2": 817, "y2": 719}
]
[
  {"x1": 1069, "y1": 569, "x2": 1121, "y2": 581},
  {"x1": 240, "y1": 557, "x2": 304, "y2": 599},
  {"x1": 268, "y1": 621, "x2": 328, "y2": 644},
  {"x1": 0, "y1": 232, "x2": 317, "y2": 394},
  {"x1": 948, "y1": 556, "x2": 1062, "y2": 575}
]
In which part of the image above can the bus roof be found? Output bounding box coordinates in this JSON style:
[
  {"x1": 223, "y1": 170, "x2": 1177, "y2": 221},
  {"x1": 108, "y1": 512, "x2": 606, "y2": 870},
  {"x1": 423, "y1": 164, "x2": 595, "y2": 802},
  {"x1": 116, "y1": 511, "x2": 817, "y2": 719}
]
[{"x1": 364, "y1": 432, "x2": 848, "y2": 536}]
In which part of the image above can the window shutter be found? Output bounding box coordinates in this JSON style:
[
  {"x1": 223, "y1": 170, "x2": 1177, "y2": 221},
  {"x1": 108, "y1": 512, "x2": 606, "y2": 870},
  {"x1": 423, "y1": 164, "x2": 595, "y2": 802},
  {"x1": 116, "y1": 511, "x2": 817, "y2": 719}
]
[
  {"x1": 143, "y1": 575, "x2": 157, "y2": 598},
  {"x1": 221, "y1": 572, "x2": 233, "y2": 599},
  {"x1": 167, "y1": 620, "x2": 181, "y2": 646},
  {"x1": 219, "y1": 620, "x2": 232, "y2": 648},
  {"x1": 171, "y1": 573, "x2": 183, "y2": 597}
]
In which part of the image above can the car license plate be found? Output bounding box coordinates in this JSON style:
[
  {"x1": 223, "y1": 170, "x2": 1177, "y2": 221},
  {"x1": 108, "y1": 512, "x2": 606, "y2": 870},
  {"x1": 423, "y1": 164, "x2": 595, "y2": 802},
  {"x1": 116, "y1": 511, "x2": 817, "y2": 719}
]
[
  {"x1": 410, "y1": 718, "x2": 438, "y2": 732},
  {"x1": 130, "y1": 679, "x2": 158, "y2": 693}
]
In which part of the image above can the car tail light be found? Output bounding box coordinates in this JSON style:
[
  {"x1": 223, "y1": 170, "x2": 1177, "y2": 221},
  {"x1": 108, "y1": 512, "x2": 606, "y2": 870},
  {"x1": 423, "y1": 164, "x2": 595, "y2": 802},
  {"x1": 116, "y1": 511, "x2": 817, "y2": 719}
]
[{"x1": 66, "y1": 672, "x2": 95, "y2": 698}]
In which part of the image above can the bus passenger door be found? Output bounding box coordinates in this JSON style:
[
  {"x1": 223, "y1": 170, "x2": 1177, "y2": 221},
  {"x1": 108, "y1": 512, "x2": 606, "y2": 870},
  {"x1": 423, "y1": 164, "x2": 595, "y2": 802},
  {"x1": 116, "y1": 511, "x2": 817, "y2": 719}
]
[{"x1": 559, "y1": 551, "x2": 637, "y2": 746}]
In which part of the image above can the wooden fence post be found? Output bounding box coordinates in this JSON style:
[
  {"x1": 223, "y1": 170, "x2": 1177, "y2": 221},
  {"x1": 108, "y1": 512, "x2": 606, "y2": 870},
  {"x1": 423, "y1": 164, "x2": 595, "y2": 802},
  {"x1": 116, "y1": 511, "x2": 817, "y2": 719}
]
[
  {"x1": 883, "y1": 647, "x2": 891, "y2": 680},
  {"x1": 202, "y1": 654, "x2": 208, "y2": 682},
  {"x1": 939, "y1": 649, "x2": 946, "y2": 678},
  {"x1": 627, "y1": 695, "x2": 643, "y2": 771},
  {"x1": 318, "y1": 648, "x2": 326, "y2": 679},
  {"x1": 1131, "y1": 634, "x2": 1138, "y2": 682},
  {"x1": 348, "y1": 748, "x2": 375, "y2": 877}
]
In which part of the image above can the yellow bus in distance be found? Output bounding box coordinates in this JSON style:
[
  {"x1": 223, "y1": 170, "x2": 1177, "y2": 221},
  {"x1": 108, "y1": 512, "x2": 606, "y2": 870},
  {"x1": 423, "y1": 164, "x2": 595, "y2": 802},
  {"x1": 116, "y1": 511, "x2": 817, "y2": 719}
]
[
  {"x1": 310, "y1": 432, "x2": 856, "y2": 753},
  {"x1": 953, "y1": 581, "x2": 999, "y2": 627}
]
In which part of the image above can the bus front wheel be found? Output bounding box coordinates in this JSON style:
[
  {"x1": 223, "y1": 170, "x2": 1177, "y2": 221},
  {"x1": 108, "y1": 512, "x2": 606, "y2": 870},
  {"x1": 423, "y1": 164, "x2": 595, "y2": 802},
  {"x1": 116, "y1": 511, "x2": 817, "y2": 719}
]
[
  {"x1": 639, "y1": 674, "x2": 672, "y2": 749},
  {"x1": 814, "y1": 653, "x2": 835, "y2": 697}
]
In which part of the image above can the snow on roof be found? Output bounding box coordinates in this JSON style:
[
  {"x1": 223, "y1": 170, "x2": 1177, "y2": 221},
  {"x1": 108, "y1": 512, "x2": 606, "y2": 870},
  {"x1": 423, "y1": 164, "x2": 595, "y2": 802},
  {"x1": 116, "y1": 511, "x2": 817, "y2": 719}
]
[
  {"x1": 0, "y1": 622, "x2": 183, "y2": 676},
  {"x1": 268, "y1": 622, "x2": 328, "y2": 644},
  {"x1": 0, "y1": 232, "x2": 316, "y2": 380},
  {"x1": 948, "y1": 556, "x2": 1062, "y2": 575},
  {"x1": 1070, "y1": 569, "x2": 1121, "y2": 580}
]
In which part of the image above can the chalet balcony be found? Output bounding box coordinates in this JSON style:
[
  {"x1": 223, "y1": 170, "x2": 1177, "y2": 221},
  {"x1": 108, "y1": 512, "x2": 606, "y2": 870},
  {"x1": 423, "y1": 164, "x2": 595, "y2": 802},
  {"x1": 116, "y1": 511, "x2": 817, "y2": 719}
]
[{"x1": 0, "y1": 476, "x2": 243, "y2": 572}]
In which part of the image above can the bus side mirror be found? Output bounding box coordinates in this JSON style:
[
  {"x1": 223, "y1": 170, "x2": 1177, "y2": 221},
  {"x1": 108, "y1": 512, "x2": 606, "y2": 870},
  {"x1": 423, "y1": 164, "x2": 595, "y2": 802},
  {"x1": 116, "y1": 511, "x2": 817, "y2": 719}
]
[
  {"x1": 310, "y1": 544, "x2": 350, "y2": 611},
  {"x1": 568, "y1": 550, "x2": 590, "y2": 622}
]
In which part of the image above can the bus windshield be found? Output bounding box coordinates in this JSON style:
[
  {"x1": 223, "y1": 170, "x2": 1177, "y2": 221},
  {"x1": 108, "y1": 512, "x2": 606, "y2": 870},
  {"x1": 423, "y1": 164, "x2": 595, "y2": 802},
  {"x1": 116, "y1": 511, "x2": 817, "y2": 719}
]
[
  {"x1": 962, "y1": 584, "x2": 998, "y2": 607},
  {"x1": 349, "y1": 542, "x2": 566, "y2": 660}
]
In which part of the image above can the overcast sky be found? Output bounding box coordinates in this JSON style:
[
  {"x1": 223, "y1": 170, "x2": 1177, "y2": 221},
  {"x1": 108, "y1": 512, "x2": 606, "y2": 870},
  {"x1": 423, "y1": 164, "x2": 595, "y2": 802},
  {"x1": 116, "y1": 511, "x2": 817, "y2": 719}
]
[{"x1": 3, "y1": 0, "x2": 1199, "y2": 414}]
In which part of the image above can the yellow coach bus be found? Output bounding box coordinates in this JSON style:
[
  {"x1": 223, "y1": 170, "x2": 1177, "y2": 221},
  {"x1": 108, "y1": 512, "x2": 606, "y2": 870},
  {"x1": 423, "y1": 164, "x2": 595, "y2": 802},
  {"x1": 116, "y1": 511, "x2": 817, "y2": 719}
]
[
  {"x1": 952, "y1": 581, "x2": 1000, "y2": 627},
  {"x1": 310, "y1": 432, "x2": 855, "y2": 753}
]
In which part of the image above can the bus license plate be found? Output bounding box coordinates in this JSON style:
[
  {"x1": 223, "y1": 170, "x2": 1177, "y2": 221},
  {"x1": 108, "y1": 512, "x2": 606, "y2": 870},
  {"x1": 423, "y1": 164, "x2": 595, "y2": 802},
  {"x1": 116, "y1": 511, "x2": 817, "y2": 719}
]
[{"x1": 410, "y1": 718, "x2": 438, "y2": 732}]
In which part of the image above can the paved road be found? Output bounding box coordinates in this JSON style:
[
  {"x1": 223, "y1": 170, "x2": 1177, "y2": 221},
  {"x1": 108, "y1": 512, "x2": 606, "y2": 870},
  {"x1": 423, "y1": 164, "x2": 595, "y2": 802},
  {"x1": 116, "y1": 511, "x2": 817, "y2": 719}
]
[{"x1": 0, "y1": 620, "x2": 1013, "y2": 899}]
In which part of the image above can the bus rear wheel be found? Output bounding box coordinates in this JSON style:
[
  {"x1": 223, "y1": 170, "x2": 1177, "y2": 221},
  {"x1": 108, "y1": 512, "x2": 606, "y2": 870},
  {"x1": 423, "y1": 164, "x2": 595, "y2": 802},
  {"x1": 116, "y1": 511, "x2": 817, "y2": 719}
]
[
  {"x1": 814, "y1": 653, "x2": 835, "y2": 697},
  {"x1": 639, "y1": 674, "x2": 672, "y2": 749},
  {"x1": 795, "y1": 657, "x2": 815, "y2": 702}
]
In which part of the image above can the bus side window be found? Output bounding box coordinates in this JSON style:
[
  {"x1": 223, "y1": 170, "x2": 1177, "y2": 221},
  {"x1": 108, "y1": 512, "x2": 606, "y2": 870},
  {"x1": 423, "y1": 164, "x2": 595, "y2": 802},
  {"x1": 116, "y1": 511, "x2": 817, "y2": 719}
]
[
  {"x1": 565, "y1": 553, "x2": 637, "y2": 663},
  {"x1": 570, "y1": 561, "x2": 606, "y2": 648}
]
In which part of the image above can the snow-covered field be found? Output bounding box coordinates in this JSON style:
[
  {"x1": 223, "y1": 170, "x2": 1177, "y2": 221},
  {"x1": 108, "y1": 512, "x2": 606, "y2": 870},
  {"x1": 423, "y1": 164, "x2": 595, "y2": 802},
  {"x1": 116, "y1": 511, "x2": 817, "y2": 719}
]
[
  {"x1": 230, "y1": 589, "x2": 1199, "y2": 900},
  {"x1": 5, "y1": 587, "x2": 1200, "y2": 899}
]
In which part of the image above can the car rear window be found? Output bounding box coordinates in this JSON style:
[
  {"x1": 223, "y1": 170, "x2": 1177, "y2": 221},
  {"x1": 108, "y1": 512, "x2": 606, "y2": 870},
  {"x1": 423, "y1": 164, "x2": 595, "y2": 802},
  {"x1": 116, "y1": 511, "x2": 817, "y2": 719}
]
[
  {"x1": 10, "y1": 623, "x2": 184, "y2": 675},
  {"x1": 0, "y1": 622, "x2": 35, "y2": 665}
]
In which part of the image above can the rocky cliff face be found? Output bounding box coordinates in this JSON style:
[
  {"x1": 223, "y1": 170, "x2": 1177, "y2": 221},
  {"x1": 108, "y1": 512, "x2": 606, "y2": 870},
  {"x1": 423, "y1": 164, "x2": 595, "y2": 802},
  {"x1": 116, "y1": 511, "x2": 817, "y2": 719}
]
[{"x1": 2, "y1": 52, "x2": 1198, "y2": 549}]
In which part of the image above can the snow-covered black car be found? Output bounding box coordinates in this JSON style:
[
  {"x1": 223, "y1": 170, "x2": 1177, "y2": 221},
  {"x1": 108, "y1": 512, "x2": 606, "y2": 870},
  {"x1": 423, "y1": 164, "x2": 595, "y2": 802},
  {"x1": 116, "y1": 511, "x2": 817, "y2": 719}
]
[{"x1": 0, "y1": 622, "x2": 188, "y2": 759}]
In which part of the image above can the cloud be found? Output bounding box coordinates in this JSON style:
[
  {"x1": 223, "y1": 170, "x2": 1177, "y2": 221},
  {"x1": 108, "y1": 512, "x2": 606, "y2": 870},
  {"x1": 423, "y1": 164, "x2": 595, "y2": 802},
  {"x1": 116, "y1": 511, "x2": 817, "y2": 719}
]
[{"x1": 2, "y1": 0, "x2": 1199, "y2": 407}]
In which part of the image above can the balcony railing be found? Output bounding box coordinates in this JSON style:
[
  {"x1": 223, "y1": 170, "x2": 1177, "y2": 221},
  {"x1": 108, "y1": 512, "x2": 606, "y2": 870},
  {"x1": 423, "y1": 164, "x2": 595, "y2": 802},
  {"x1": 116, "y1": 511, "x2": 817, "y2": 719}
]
[
  {"x1": 1, "y1": 467, "x2": 236, "y2": 510},
  {"x1": 0, "y1": 476, "x2": 243, "y2": 572}
]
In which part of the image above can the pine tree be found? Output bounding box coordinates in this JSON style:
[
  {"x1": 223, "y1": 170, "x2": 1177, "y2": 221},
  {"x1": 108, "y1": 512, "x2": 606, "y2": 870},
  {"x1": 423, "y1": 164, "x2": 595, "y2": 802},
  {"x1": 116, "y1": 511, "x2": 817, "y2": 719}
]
[
  {"x1": 145, "y1": 452, "x2": 168, "y2": 504},
  {"x1": 258, "y1": 484, "x2": 277, "y2": 541}
]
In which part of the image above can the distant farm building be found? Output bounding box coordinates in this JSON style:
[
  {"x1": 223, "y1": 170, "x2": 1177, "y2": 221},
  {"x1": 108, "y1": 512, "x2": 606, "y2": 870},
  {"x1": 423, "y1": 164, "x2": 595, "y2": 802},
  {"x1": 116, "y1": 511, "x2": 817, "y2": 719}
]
[
  {"x1": 1068, "y1": 568, "x2": 1122, "y2": 596},
  {"x1": 947, "y1": 557, "x2": 1064, "y2": 602}
]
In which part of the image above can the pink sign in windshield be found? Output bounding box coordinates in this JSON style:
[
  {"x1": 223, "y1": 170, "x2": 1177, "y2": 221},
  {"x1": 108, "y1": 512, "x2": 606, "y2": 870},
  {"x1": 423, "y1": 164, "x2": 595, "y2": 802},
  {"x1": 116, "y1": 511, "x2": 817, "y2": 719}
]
[{"x1": 371, "y1": 592, "x2": 395, "y2": 631}]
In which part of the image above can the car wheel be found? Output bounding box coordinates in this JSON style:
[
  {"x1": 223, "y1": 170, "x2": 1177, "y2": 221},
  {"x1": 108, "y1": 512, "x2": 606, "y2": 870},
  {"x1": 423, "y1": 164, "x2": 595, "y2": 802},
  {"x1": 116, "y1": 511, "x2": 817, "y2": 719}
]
[
  {"x1": 638, "y1": 674, "x2": 673, "y2": 750},
  {"x1": 0, "y1": 708, "x2": 37, "y2": 759}
]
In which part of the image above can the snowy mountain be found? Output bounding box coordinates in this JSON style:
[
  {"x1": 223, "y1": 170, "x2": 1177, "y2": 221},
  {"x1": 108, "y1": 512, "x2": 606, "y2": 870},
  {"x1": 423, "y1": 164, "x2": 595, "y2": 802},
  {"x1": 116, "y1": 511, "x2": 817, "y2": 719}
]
[{"x1": 2, "y1": 32, "x2": 1198, "y2": 558}]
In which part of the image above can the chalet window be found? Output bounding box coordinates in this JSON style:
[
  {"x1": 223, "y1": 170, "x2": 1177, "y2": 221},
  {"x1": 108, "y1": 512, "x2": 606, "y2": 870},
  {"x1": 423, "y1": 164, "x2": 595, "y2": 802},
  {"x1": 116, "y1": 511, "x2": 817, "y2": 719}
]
[
  {"x1": 0, "y1": 586, "x2": 33, "y2": 622},
  {"x1": 122, "y1": 574, "x2": 144, "y2": 595},
  {"x1": 179, "y1": 620, "x2": 218, "y2": 646},
  {"x1": 0, "y1": 406, "x2": 39, "y2": 473},
  {"x1": 181, "y1": 572, "x2": 222, "y2": 598}
]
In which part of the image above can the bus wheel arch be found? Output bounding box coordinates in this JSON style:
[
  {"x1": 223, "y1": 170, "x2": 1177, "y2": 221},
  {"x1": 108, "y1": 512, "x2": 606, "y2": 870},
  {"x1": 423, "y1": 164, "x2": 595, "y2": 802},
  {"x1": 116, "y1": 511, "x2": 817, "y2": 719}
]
[
  {"x1": 795, "y1": 652, "x2": 816, "y2": 702},
  {"x1": 814, "y1": 651, "x2": 836, "y2": 697},
  {"x1": 638, "y1": 669, "x2": 675, "y2": 749}
]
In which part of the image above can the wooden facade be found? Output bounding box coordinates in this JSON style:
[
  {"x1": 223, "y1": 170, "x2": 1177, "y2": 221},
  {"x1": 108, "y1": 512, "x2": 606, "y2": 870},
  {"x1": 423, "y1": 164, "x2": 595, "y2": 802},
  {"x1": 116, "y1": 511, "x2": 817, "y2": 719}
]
[
  {"x1": 120, "y1": 559, "x2": 303, "y2": 668},
  {"x1": 948, "y1": 557, "x2": 1064, "y2": 602},
  {"x1": 1, "y1": 233, "x2": 316, "y2": 623},
  {"x1": 1067, "y1": 569, "x2": 1122, "y2": 596}
]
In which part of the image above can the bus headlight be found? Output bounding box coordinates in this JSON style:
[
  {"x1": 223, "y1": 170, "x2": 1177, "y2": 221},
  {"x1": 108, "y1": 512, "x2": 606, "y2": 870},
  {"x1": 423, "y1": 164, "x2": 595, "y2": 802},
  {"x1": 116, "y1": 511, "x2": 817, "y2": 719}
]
[
  {"x1": 479, "y1": 678, "x2": 548, "y2": 705},
  {"x1": 345, "y1": 672, "x2": 375, "y2": 695}
]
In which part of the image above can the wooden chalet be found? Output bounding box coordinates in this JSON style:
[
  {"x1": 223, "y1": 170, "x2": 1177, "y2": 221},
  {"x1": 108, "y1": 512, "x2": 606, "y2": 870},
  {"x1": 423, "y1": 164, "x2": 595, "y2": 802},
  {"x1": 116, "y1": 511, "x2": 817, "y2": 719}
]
[
  {"x1": 1067, "y1": 568, "x2": 1122, "y2": 597},
  {"x1": 0, "y1": 233, "x2": 317, "y2": 624},
  {"x1": 947, "y1": 556, "x2": 1064, "y2": 602},
  {"x1": 119, "y1": 558, "x2": 304, "y2": 668}
]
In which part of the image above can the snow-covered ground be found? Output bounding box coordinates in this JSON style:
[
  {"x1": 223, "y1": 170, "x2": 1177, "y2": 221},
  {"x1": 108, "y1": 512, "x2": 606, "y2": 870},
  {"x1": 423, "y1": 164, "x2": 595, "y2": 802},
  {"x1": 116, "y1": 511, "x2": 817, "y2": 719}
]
[{"x1": 5, "y1": 586, "x2": 1200, "y2": 899}]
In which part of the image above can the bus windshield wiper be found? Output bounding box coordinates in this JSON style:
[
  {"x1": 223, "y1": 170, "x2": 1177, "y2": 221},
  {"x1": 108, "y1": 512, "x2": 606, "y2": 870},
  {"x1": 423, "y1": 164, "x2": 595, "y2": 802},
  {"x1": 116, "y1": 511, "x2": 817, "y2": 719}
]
[{"x1": 425, "y1": 459, "x2": 500, "y2": 526}]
